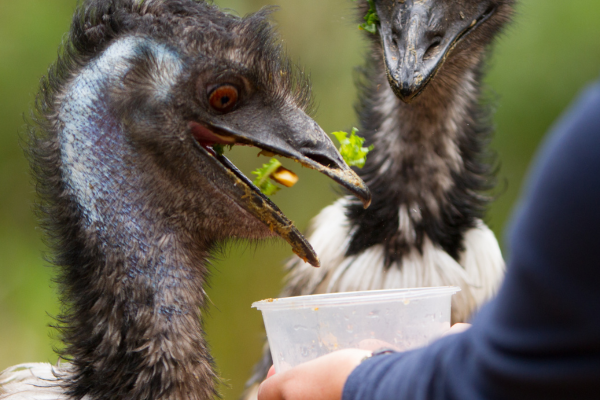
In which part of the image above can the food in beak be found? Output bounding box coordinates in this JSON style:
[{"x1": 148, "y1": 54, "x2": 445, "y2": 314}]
[
  {"x1": 270, "y1": 166, "x2": 299, "y2": 188},
  {"x1": 252, "y1": 158, "x2": 289, "y2": 196},
  {"x1": 331, "y1": 128, "x2": 373, "y2": 169}
]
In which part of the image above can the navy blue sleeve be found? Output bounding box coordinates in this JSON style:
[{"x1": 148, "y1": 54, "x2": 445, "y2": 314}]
[{"x1": 343, "y1": 80, "x2": 600, "y2": 400}]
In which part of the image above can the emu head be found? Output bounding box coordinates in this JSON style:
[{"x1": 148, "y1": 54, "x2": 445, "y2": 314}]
[
  {"x1": 54, "y1": 1, "x2": 371, "y2": 268},
  {"x1": 361, "y1": 0, "x2": 515, "y2": 102}
]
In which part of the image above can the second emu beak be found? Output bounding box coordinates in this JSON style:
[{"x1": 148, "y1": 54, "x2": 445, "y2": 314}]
[{"x1": 376, "y1": 0, "x2": 496, "y2": 103}]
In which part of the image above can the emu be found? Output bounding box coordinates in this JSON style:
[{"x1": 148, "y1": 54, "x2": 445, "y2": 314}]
[
  {"x1": 243, "y1": 0, "x2": 515, "y2": 397},
  {"x1": 0, "y1": 1, "x2": 370, "y2": 399}
]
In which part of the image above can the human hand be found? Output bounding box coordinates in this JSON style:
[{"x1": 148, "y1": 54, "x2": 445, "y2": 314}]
[
  {"x1": 256, "y1": 323, "x2": 471, "y2": 400},
  {"x1": 257, "y1": 348, "x2": 371, "y2": 400},
  {"x1": 445, "y1": 323, "x2": 471, "y2": 335}
]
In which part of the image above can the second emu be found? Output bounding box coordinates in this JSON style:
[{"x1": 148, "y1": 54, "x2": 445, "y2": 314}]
[{"x1": 243, "y1": 0, "x2": 515, "y2": 397}]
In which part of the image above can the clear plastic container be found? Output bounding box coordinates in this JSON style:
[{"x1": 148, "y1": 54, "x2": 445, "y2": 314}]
[{"x1": 253, "y1": 286, "x2": 460, "y2": 372}]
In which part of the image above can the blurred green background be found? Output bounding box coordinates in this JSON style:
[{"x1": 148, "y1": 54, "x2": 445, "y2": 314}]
[{"x1": 0, "y1": 0, "x2": 598, "y2": 398}]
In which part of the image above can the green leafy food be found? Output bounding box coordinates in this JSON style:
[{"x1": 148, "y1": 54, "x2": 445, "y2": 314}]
[
  {"x1": 357, "y1": 0, "x2": 379, "y2": 34},
  {"x1": 331, "y1": 127, "x2": 373, "y2": 168},
  {"x1": 213, "y1": 144, "x2": 225, "y2": 156},
  {"x1": 212, "y1": 143, "x2": 233, "y2": 156},
  {"x1": 252, "y1": 158, "x2": 283, "y2": 196}
]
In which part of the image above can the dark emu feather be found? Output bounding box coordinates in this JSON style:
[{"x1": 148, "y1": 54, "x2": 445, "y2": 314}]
[{"x1": 25, "y1": 0, "x2": 372, "y2": 399}]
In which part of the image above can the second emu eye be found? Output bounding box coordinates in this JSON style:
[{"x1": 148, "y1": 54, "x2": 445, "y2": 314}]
[{"x1": 208, "y1": 84, "x2": 239, "y2": 113}]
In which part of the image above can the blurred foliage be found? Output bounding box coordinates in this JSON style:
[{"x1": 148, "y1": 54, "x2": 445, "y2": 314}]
[{"x1": 0, "y1": 0, "x2": 598, "y2": 399}]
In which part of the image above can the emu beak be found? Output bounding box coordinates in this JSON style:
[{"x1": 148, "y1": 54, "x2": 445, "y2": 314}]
[
  {"x1": 376, "y1": 0, "x2": 497, "y2": 103},
  {"x1": 192, "y1": 107, "x2": 371, "y2": 267}
]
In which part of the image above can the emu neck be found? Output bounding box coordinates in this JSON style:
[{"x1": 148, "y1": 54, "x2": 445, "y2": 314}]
[
  {"x1": 56, "y1": 38, "x2": 216, "y2": 400},
  {"x1": 347, "y1": 54, "x2": 491, "y2": 265},
  {"x1": 371, "y1": 68, "x2": 478, "y2": 210}
]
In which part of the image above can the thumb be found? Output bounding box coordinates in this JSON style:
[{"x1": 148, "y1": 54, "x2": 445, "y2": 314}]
[{"x1": 257, "y1": 372, "x2": 285, "y2": 400}]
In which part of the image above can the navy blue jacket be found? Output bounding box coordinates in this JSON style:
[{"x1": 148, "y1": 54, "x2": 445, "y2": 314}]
[{"x1": 343, "y1": 80, "x2": 600, "y2": 400}]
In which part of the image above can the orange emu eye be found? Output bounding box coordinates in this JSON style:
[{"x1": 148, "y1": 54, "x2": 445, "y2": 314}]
[{"x1": 208, "y1": 84, "x2": 239, "y2": 113}]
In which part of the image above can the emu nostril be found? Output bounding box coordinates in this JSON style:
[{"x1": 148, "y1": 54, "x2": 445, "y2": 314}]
[
  {"x1": 424, "y1": 37, "x2": 442, "y2": 59},
  {"x1": 483, "y1": 5, "x2": 496, "y2": 18},
  {"x1": 474, "y1": 5, "x2": 497, "y2": 26},
  {"x1": 304, "y1": 153, "x2": 339, "y2": 169},
  {"x1": 391, "y1": 34, "x2": 402, "y2": 54}
]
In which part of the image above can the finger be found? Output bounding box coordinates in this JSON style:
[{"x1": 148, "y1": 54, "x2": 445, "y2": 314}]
[
  {"x1": 267, "y1": 365, "x2": 277, "y2": 379},
  {"x1": 257, "y1": 373, "x2": 284, "y2": 400},
  {"x1": 257, "y1": 349, "x2": 370, "y2": 400},
  {"x1": 356, "y1": 338, "x2": 400, "y2": 352},
  {"x1": 444, "y1": 323, "x2": 471, "y2": 336}
]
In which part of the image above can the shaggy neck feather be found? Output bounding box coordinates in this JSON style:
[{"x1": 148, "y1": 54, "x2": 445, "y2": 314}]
[{"x1": 372, "y1": 68, "x2": 477, "y2": 206}]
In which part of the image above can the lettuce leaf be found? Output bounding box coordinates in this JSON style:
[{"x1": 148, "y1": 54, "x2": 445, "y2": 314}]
[
  {"x1": 213, "y1": 144, "x2": 225, "y2": 156},
  {"x1": 331, "y1": 127, "x2": 373, "y2": 168},
  {"x1": 252, "y1": 158, "x2": 282, "y2": 196},
  {"x1": 357, "y1": 0, "x2": 379, "y2": 34}
]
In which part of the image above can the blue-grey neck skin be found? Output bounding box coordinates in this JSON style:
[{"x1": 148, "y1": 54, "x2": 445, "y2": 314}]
[
  {"x1": 61, "y1": 36, "x2": 173, "y2": 240},
  {"x1": 56, "y1": 36, "x2": 217, "y2": 399},
  {"x1": 60, "y1": 36, "x2": 192, "y2": 308},
  {"x1": 60, "y1": 37, "x2": 144, "y2": 242}
]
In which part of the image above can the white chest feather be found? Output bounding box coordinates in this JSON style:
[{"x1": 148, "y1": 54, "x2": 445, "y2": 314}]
[
  {"x1": 284, "y1": 198, "x2": 505, "y2": 322},
  {"x1": 0, "y1": 364, "x2": 77, "y2": 400}
]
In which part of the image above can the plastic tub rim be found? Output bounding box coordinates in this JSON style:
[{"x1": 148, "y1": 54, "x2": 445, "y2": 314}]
[{"x1": 252, "y1": 286, "x2": 461, "y2": 310}]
